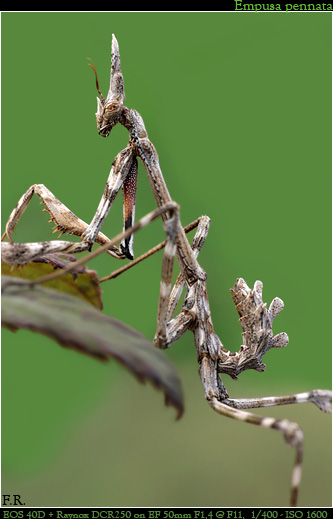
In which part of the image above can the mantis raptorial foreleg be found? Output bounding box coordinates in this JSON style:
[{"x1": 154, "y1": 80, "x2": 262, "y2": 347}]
[{"x1": 1, "y1": 183, "x2": 125, "y2": 263}]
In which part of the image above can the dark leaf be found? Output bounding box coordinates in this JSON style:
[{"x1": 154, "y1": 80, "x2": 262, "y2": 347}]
[{"x1": 1, "y1": 276, "x2": 184, "y2": 418}]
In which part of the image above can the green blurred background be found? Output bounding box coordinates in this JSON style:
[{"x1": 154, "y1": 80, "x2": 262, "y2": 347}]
[{"x1": 1, "y1": 12, "x2": 331, "y2": 507}]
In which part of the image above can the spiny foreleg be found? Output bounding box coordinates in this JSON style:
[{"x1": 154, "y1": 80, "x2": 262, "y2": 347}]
[
  {"x1": 1, "y1": 184, "x2": 125, "y2": 264},
  {"x1": 81, "y1": 145, "x2": 137, "y2": 258}
]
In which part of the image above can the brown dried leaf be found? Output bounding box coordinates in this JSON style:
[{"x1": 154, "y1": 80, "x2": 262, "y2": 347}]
[{"x1": 1, "y1": 258, "x2": 103, "y2": 310}]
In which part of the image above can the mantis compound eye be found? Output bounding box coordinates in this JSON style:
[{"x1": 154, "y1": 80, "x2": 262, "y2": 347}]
[{"x1": 105, "y1": 101, "x2": 118, "y2": 112}]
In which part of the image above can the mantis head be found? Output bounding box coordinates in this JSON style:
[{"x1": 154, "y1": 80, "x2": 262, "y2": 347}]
[{"x1": 89, "y1": 34, "x2": 125, "y2": 137}]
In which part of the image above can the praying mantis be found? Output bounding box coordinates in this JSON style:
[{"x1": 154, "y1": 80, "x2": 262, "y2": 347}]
[{"x1": 1, "y1": 34, "x2": 331, "y2": 507}]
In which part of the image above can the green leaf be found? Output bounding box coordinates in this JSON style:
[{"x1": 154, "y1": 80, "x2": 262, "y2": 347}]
[{"x1": 1, "y1": 276, "x2": 184, "y2": 418}]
